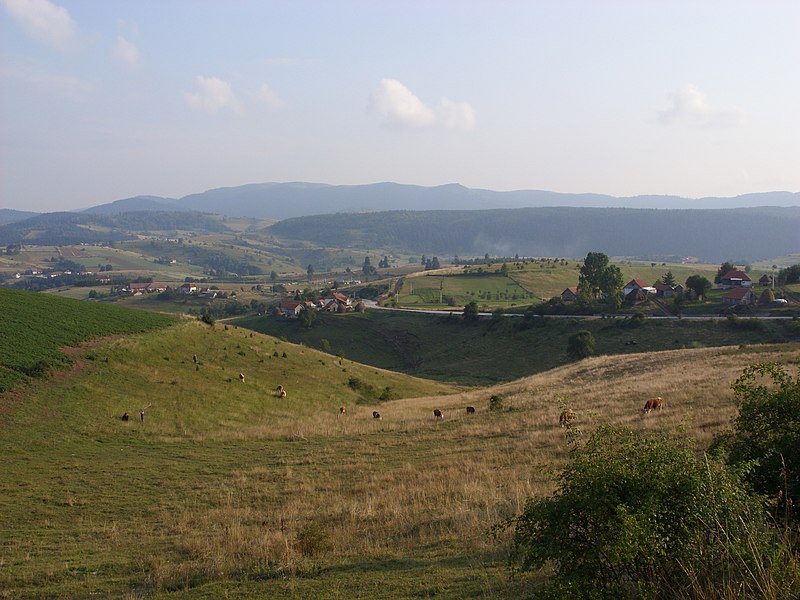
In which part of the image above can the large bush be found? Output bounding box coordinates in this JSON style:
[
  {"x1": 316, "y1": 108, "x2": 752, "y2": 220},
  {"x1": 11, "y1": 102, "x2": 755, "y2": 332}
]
[
  {"x1": 717, "y1": 363, "x2": 800, "y2": 518},
  {"x1": 510, "y1": 426, "x2": 779, "y2": 599}
]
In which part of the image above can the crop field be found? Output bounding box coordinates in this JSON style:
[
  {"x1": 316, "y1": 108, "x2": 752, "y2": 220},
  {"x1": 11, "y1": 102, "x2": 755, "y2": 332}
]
[
  {"x1": 399, "y1": 272, "x2": 535, "y2": 308},
  {"x1": 2, "y1": 302, "x2": 799, "y2": 598},
  {"x1": 0, "y1": 288, "x2": 175, "y2": 392}
]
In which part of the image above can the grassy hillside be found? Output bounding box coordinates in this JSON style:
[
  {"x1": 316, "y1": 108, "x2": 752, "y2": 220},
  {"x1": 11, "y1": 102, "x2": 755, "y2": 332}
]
[
  {"x1": 0, "y1": 288, "x2": 175, "y2": 392},
  {"x1": 1, "y1": 317, "x2": 798, "y2": 597},
  {"x1": 233, "y1": 309, "x2": 800, "y2": 385}
]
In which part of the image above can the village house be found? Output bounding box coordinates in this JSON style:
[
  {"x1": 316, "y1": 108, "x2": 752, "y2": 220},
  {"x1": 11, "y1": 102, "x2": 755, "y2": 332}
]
[
  {"x1": 279, "y1": 300, "x2": 305, "y2": 318},
  {"x1": 623, "y1": 278, "x2": 656, "y2": 297},
  {"x1": 320, "y1": 292, "x2": 353, "y2": 312},
  {"x1": 722, "y1": 287, "x2": 756, "y2": 306},
  {"x1": 179, "y1": 282, "x2": 197, "y2": 294},
  {"x1": 655, "y1": 284, "x2": 683, "y2": 298},
  {"x1": 759, "y1": 274, "x2": 773, "y2": 287},
  {"x1": 560, "y1": 287, "x2": 579, "y2": 302},
  {"x1": 720, "y1": 270, "x2": 752, "y2": 289}
]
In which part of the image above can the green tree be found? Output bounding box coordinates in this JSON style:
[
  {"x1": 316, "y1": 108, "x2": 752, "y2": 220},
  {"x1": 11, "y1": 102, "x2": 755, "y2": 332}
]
[
  {"x1": 577, "y1": 252, "x2": 623, "y2": 304},
  {"x1": 715, "y1": 261, "x2": 737, "y2": 283},
  {"x1": 717, "y1": 363, "x2": 800, "y2": 517},
  {"x1": 663, "y1": 270, "x2": 676, "y2": 286},
  {"x1": 463, "y1": 300, "x2": 479, "y2": 323},
  {"x1": 566, "y1": 329, "x2": 595, "y2": 360},
  {"x1": 270, "y1": 270, "x2": 278, "y2": 283},
  {"x1": 510, "y1": 426, "x2": 776, "y2": 598},
  {"x1": 299, "y1": 306, "x2": 316, "y2": 329},
  {"x1": 362, "y1": 256, "x2": 376, "y2": 277},
  {"x1": 685, "y1": 274, "x2": 712, "y2": 300},
  {"x1": 500, "y1": 262, "x2": 509, "y2": 277},
  {"x1": 307, "y1": 264, "x2": 315, "y2": 279}
]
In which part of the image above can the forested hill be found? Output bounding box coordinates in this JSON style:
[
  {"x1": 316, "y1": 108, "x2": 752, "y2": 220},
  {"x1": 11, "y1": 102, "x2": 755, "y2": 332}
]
[
  {"x1": 267, "y1": 206, "x2": 800, "y2": 263},
  {"x1": 0, "y1": 211, "x2": 229, "y2": 246}
]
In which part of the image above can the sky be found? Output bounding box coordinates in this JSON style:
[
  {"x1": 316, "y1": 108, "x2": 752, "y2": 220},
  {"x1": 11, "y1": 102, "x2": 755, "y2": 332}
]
[{"x1": 1, "y1": 0, "x2": 799, "y2": 212}]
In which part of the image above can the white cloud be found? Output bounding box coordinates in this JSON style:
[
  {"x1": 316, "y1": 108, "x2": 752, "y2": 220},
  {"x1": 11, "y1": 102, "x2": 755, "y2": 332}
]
[
  {"x1": 256, "y1": 83, "x2": 284, "y2": 109},
  {"x1": 437, "y1": 97, "x2": 476, "y2": 131},
  {"x1": 369, "y1": 79, "x2": 474, "y2": 131},
  {"x1": 1, "y1": 0, "x2": 77, "y2": 50},
  {"x1": 184, "y1": 76, "x2": 241, "y2": 114},
  {"x1": 658, "y1": 84, "x2": 744, "y2": 127},
  {"x1": 370, "y1": 79, "x2": 435, "y2": 128},
  {"x1": 113, "y1": 36, "x2": 140, "y2": 67}
]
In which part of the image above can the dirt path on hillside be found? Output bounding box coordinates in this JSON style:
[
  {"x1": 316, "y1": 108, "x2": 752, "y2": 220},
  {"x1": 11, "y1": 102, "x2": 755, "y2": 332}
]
[{"x1": 0, "y1": 337, "x2": 119, "y2": 425}]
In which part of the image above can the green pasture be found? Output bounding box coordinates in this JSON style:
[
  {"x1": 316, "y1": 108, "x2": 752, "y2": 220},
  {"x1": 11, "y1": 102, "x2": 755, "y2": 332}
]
[{"x1": 398, "y1": 273, "x2": 535, "y2": 309}]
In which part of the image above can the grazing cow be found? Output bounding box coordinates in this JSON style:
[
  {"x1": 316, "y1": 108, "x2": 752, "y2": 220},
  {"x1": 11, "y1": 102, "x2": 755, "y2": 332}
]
[
  {"x1": 121, "y1": 412, "x2": 129, "y2": 422},
  {"x1": 139, "y1": 410, "x2": 145, "y2": 423},
  {"x1": 239, "y1": 373, "x2": 245, "y2": 382},
  {"x1": 372, "y1": 411, "x2": 381, "y2": 419},
  {"x1": 559, "y1": 408, "x2": 575, "y2": 427},
  {"x1": 280, "y1": 389, "x2": 287, "y2": 398},
  {"x1": 339, "y1": 406, "x2": 346, "y2": 416},
  {"x1": 433, "y1": 409, "x2": 444, "y2": 419},
  {"x1": 192, "y1": 354, "x2": 198, "y2": 363},
  {"x1": 276, "y1": 385, "x2": 284, "y2": 392},
  {"x1": 466, "y1": 406, "x2": 476, "y2": 414},
  {"x1": 641, "y1": 397, "x2": 664, "y2": 414}
]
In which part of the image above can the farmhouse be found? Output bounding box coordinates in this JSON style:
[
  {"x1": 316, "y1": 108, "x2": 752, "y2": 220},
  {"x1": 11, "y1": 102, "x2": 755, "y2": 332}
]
[
  {"x1": 720, "y1": 270, "x2": 752, "y2": 289},
  {"x1": 759, "y1": 274, "x2": 773, "y2": 287},
  {"x1": 320, "y1": 292, "x2": 353, "y2": 312},
  {"x1": 279, "y1": 300, "x2": 304, "y2": 318},
  {"x1": 655, "y1": 284, "x2": 683, "y2": 298},
  {"x1": 561, "y1": 287, "x2": 579, "y2": 302},
  {"x1": 623, "y1": 278, "x2": 656, "y2": 296},
  {"x1": 722, "y1": 288, "x2": 756, "y2": 306},
  {"x1": 179, "y1": 282, "x2": 197, "y2": 294},
  {"x1": 624, "y1": 288, "x2": 649, "y2": 305}
]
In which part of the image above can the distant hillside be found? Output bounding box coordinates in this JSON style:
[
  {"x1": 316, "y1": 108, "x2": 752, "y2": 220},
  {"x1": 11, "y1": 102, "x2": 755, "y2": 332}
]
[
  {"x1": 82, "y1": 195, "x2": 183, "y2": 214},
  {"x1": 268, "y1": 206, "x2": 800, "y2": 263},
  {"x1": 0, "y1": 211, "x2": 230, "y2": 246},
  {"x1": 172, "y1": 181, "x2": 800, "y2": 219},
  {"x1": 0, "y1": 208, "x2": 39, "y2": 225}
]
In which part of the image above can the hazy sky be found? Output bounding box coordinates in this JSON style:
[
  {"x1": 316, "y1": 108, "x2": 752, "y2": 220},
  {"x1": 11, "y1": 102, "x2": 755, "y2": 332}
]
[{"x1": 1, "y1": 1, "x2": 799, "y2": 212}]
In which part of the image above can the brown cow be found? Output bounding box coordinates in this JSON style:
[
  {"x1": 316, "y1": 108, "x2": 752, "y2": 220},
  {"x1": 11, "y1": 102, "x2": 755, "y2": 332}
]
[
  {"x1": 280, "y1": 389, "x2": 287, "y2": 398},
  {"x1": 433, "y1": 409, "x2": 444, "y2": 419},
  {"x1": 641, "y1": 397, "x2": 664, "y2": 414},
  {"x1": 339, "y1": 406, "x2": 346, "y2": 416},
  {"x1": 466, "y1": 406, "x2": 476, "y2": 414},
  {"x1": 121, "y1": 412, "x2": 129, "y2": 422},
  {"x1": 559, "y1": 408, "x2": 575, "y2": 427},
  {"x1": 276, "y1": 384, "x2": 284, "y2": 392},
  {"x1": 239, "y1": 373, "x2": 245, "y2": 382},
  {"x1": 372, "y1": 411, "x2": 381, "y2": 419}
]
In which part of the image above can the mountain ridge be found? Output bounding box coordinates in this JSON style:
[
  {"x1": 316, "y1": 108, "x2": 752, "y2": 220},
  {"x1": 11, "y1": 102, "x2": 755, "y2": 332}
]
[{"x1": 76, "y1": 182, "x2": 800, "y2": 220}]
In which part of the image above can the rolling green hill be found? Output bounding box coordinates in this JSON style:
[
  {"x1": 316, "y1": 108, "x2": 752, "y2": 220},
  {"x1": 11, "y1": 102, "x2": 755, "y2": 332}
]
[
  {"x1": 0, "y1": 288, "x2": 175, "y2": 392},
  {"x1": 2, "y1": 303, "x2": 798, "y2": 597}
]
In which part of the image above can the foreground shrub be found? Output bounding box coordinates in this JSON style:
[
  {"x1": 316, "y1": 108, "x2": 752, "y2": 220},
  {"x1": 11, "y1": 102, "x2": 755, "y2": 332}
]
[
  {"x1": 716, "y1": 362, "x2": 800, "y2": 520},
  {"x1": 509, "y1": 426, "x2": 784, "y2": 599}
]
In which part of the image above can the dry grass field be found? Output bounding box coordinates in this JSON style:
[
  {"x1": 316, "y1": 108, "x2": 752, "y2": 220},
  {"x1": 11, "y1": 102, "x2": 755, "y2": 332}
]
[{"x1": 1, "y1": 314, "x2": 799, "y2": 598}]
